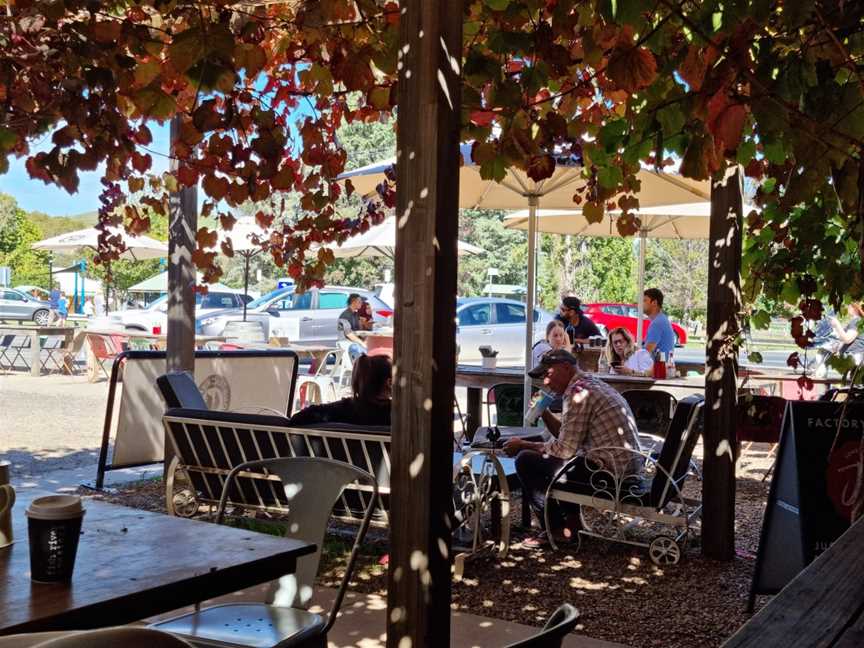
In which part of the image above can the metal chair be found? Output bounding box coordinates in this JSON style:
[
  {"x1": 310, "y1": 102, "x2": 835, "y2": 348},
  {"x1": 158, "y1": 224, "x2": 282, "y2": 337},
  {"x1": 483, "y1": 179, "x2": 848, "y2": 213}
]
[
  {"x1": 151, "y1": 457, "x2": 378, "y2": 648},
  {"x1": 621, "y1": 389, "x2": 677, "y2": 441},
  {"x1": 503, "y1": 603, "x2": 580, "y2": 648},
  {"x1": 486, "y1": 383, "x2": 526, "y2": 426},
  {"x1": 0, "y1": 335, "x2": 29, "y2": 371}
]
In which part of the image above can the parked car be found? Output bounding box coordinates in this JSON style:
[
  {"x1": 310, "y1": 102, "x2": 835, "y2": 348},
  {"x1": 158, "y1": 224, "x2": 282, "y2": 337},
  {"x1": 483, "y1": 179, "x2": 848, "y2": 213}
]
[
  {"x1": 196, "y1": 285, "x2": 393, "y2": 345},
  {"x1": 583, "y1": 302, "x2": 688, "y2": 346},
  {"x1": 117, "y1": 291, "x2": 252, "y2": 332},
  {"x1": 456, "y1": 297, "x2": 555, "y2": 365},
  {"x1": 0, "y1": 288, "x2": 51, "y2": 325}
]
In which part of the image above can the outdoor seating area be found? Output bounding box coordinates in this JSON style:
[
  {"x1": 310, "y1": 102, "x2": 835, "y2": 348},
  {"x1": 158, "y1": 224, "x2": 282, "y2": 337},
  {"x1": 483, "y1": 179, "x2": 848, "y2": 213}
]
[{"x1": 6, "y1": 2, "x2": 864, "y2": 647}]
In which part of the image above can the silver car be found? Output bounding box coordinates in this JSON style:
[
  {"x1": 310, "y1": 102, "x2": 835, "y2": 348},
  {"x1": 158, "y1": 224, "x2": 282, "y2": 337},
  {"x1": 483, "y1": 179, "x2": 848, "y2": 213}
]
[
  {"x1": 197, "y1": 285, "x2": 393, "y2": 345},
  {"x1": 0, "y1": 288, "x2": 52, "y2": 326},
  {"x1": 116, "y1": 291, "x2": 251, "y2": 332},
  {"x1": 457, "y1": 297, "x2": 555, "y2": 365}
]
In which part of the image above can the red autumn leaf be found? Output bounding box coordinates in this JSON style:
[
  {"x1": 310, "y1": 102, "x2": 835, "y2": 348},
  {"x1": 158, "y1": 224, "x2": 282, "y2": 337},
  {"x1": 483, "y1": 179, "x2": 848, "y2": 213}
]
[
  {"x1": 797, "y1": 375, "x2": 814, "y2": 391},
  {"x1": 799, "y1": 298, "x2": 823, "y2": 321},
  {"x1": 679, "y1": 132, "x2": 721, "y2": 180},
  {"x1": 131, "y1": 151, "x2": 151, "y2": 173},
  {"x1": 220, "y1": 239, "x2": 235, "y2": 258},
  {"x1": 191, "y1": 248, "x2": 217, "y2": 270},
  {"x1": 470, "y1": 111, "x2": 496, "y2": 127},
  {"x1": 790, "y1": 316, "x2": 805, "y2": 338},
  {"x1": 526, "y1": 155, "x2": 555, "y2": 182},
  {"x1": 606, "y1": 35, "x2": 657, "y2": 94},
  {"x1": 90, "y1": 20, "x2": 122, "y2": 44},
  {"x1": 176, "y1": 165, "x2": 198, "y2": 187},
  {"x1": 679, "y1": 43, "x2": 718, "y2": 92},
  {"x1": 271, "y1": 165, "x2": 296, "y2": 191},
  {"x1": 744, "y1": 158, "x2": 764, "y2": 179},
  {"x1": 707, "y1": 90, "x2": 747, "y2": 151},
  {"x1": 196, "y1": 227, "x2": 218, "y2": 250},
  {"x1": 787, "y1": 352, "x2": 800, "y2": 369},
  {"x1": 202, "y1": 174, "x2": 229, "y2": 200},
  {"x1": 255, "y1": 211, "x2": 274, "y2": 230},
  {"x1": 583, "y1": 201, "x2": 605, "y2": 224},
  {"x1": 220, "y1": 213, "x2": 236, "y2": 231}
]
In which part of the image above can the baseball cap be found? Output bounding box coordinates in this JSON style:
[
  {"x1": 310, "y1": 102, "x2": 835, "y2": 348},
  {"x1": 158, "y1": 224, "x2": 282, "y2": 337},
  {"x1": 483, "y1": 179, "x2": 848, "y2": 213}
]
[
  {"x1": 561, "y1": 296, "x2": 582, "y2": 311},
  {"x1": 527, "y1": 348, "x2": 580, "y2": 378}
]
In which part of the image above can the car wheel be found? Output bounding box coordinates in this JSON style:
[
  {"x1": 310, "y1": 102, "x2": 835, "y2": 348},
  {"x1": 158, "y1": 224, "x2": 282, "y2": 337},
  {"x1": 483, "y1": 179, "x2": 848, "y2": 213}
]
[{"x1": 33, "y1": 309, "x2": 50, "y2": 326}]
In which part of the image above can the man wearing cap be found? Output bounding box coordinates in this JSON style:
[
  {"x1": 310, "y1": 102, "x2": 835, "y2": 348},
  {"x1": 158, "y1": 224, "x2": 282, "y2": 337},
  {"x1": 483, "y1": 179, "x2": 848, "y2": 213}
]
[
  {"x1": 504, "y1": 348, "x2": 641, "y2": 547},
  {"x1": 558, "y1": 296, "x2": 601, "y2": 345}
]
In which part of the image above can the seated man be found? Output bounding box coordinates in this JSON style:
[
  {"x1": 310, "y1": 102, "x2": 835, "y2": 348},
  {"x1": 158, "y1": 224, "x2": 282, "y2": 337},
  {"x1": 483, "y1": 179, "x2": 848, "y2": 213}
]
[{"x1": 503, "y1": 349, "x2": 641, "y2": 547}]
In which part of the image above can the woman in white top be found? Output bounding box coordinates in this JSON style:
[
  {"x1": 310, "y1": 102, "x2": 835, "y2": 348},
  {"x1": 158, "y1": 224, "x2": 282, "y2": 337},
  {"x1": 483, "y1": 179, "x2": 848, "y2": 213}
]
[
  {"x1": 604, "y1": 326, "x2": 653, "y2": 375},
  {"x1": 531, "y1": 319, "x2": 572, "y2": 368}
]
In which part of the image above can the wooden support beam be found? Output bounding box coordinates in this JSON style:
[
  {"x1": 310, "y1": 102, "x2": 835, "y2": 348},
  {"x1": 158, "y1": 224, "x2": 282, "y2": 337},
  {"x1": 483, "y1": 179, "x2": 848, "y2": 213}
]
[
  {"x1": 386, "y1": 2, "x2": 462, "y2": 647},
  {"x1": 166, "y1": 114, "x2": 197, "y2": 375},
  {"x1": 703, "y1": 165, "x2": 743, "y2": 560}
]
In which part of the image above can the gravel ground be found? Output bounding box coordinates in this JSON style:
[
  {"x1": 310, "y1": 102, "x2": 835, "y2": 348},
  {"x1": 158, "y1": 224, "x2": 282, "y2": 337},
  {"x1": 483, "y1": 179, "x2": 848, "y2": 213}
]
[
  {"x1": 0, "y1": 373, "x2": 108, "y2": 478},
  {"x1": 82, "y1": 447, "x2": 775, "y2": 648}
]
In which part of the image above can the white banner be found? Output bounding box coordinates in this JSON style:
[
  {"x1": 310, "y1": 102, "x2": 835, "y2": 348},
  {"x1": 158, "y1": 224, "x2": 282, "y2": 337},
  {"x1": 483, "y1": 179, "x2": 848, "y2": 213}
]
[{"x1": 111, "y1": 352, "x2": 297, "y2": 468}]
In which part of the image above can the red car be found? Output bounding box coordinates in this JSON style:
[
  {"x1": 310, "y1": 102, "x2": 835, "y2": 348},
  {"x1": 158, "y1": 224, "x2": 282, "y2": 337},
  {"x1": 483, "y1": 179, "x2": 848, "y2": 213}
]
[{"x1": 583, "y1": 303, "x2": 688, "y2": 346}]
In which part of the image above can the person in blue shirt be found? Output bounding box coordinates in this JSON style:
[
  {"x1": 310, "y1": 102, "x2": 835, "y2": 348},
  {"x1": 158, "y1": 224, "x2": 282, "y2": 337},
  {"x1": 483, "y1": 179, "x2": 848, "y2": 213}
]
[
  {"x1": 56, "y1": 291, "x2": 69, "y2": 325},
  {"x1": 642, "y1": 288, "x2": 676, "y2": 355}
]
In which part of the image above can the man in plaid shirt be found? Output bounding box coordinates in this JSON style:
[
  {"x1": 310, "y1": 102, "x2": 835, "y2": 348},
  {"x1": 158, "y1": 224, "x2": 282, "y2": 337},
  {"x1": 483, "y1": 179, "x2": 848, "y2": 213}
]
[{"x1": 504, "y1": 349, "x2": 641, "y2": 547}]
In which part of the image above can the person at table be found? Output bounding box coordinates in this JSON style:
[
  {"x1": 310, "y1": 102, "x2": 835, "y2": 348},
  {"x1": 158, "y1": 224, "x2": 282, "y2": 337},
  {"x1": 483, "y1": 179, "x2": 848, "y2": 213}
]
[
  {"x1": 83, "y1": 296, "x2": 96, "y2": 318},
  {"x1": 830, "y1": 302, "x2": 864, "y2": 364},
  {"x1": 503, "y1": 349, "x2": 641, "y2": 547},
  {"x1": 642, "y1": 288, "x2": 676, "y2": 355},
  {"x1": 337, "y1": 293, "x2": 367, "y2": 348},
  {"x1": 358, "y1": 297, "x2": 375, "y2": 331},
  {"x1": 557, "y1": 296, "x2": 601, "y2": 345},
  {"x1": 48, "y1": 286, "x2": 61, "y2": 324},
  {"x1": 531, "y1": 320, "x2": 572, "y2": 368},
  {"x1": 288, "y1": 354, "x2": 392, "y2": 427},
  {"x1": 604, "y1": 326, "x2": 653, "y2": 375}
]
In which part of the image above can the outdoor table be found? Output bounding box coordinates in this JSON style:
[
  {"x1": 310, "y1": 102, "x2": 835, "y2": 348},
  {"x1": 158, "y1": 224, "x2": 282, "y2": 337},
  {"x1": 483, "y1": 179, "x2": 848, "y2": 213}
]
[
  {"x1": 723, "y1": 515, "x2": 864, "y2": 647},
  {"x1": 455, "y1": 364, "x2": 708, "y2": 435},
  {"x1": 269, "y1": 341, "x2": 338, "y2": 368},
  {"x1": 0, "y1": 326, "x2": 77, "y2": 377},
  {"x1": 0, "y1": 497, "x2": 315, "y2": 636}
]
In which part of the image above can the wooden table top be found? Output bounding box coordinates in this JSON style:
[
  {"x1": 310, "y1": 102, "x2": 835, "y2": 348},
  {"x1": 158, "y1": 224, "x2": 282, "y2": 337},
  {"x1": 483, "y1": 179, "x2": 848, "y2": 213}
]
[
  {"x1": 454, "y1": 364, "x2": 707, "y2": 390},
  {"x1": 723, "y1": 516, "x2": 864, "y2": 647},
  {"x1": 0, "y1": 498, "x2": 316, "y2": 635},
  {"x1": 0, "y1": 326, "x2": 77, "y2": 336}
]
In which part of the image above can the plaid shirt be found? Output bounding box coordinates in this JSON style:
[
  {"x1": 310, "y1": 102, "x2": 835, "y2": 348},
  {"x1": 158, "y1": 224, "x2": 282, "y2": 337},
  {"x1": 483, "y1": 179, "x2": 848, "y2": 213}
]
[{"x1": 544, "y1": 371, "x2": 641, "y2": 471}]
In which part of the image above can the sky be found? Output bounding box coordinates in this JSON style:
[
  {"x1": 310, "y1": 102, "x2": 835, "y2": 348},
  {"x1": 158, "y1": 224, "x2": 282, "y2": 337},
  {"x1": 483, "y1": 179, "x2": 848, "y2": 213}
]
[{"x1": 0, "y1": 123, "x2": 171, "y2": 217}]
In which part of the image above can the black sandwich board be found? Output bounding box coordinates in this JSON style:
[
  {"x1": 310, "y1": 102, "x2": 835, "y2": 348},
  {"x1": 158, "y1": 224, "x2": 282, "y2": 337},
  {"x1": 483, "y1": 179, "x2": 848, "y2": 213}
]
[{"x1": 748, "y1": 400, "x2": 864, "y2": 610}]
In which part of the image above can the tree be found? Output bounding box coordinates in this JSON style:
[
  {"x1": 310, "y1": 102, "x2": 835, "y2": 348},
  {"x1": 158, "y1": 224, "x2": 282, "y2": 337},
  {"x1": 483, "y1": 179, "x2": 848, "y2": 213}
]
[
  {"x1": 644, "y1": 239, "x2": 709, "y2": 324},
  {"x1": 458, "y1": 209, "x2": 526, "y2": 297},
  {"x1": 0, "y1": 193, "x2": 48, "y2": 286}
]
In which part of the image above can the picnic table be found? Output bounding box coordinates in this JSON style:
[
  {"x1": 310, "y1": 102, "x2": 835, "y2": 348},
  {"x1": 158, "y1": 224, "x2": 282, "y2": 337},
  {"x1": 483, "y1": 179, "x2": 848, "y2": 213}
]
[
  {"x1": 723, "y1": 515, "x2": 864, "y2": 647},
  {"x1": 0, "y1": 496, "x2": 315, "y2": 635},
  {"x1": 0, "y1": 326, "x2": 77, "y2": 377}
]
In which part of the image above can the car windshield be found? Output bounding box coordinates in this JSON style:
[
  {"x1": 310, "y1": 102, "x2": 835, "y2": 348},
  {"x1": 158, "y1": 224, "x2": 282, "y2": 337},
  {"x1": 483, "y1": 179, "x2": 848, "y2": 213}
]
[{"x1": 247, "y1": 287, "x2": 291, "y2": 309}]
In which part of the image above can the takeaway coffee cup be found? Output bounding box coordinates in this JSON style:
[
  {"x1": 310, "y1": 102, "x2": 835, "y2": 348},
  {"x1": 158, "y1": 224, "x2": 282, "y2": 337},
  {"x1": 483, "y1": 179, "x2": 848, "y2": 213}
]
[{"x1": 26, "y1": 495, "x2": 86, "y2": 583}]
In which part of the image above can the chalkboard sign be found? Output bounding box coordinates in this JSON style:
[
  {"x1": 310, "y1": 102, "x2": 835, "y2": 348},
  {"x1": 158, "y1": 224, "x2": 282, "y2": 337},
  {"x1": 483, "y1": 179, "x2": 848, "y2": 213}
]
[{"x1": 748, "y1": 400, "x2": 864, "y2": 610}]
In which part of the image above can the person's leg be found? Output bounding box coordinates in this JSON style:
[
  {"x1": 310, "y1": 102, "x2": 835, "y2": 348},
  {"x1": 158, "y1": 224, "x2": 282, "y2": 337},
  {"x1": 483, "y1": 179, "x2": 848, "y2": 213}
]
[{"x1": 514, "y1": 450, "x2": 565, "y2": 531}]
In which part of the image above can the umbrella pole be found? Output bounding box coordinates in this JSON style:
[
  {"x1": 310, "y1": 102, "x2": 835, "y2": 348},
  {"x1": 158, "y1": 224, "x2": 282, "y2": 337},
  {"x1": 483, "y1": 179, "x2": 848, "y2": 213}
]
[
  {"x1": 524, "y1": 195, "x2": 539, "y2": 421},
  {"x1": 636, "y1": 228, "x2": 647, "y2": 343},
  {"x1": 242, "y1": 253, "x2": 250, "y2": 322}
]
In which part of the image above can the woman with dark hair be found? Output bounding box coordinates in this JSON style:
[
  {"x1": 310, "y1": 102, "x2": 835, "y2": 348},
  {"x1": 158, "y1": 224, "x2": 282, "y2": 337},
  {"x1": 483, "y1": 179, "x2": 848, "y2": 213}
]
[{"x1": 288, "y1": 354, "x2": 392, "y2": 426}]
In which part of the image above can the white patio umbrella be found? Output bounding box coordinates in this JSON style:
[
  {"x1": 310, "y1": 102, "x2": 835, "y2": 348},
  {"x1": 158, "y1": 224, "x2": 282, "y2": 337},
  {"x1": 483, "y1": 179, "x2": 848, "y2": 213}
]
[
  {"x1": 32, "y1": 226, "x2": 168, "y2": 313},
  {"x1": 340, "y1": 143, "x2": 711, "y2": 414},
  {"x1": 503, "y1": 201, "x2": 756, "y2": 340},
  {"x1": 217, "y1": 217, "x2": 269, "y2": 321},
  {"x1": 32, "y1": 226, "x2": 168, "y2": 260},
  {"x1": 326, "y1": 216, "x2": 483, "y2": 260}
]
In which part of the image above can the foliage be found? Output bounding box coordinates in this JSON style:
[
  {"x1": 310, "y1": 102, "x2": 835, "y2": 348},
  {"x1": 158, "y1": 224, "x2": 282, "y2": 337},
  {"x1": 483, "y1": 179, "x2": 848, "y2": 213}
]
[
  {"x1": 458, "y1": 209, "x2": 526, "y2": 297},
  {"x1": 27, "y1": 211, "x2": 97, "y2": 239},
  {"x1": 0, "y1": 193, "x2": 48, "y2": 286},
  {"x1": 2, "y1": 0, "x2": 864, "y2": 342},
  {"x1": 644, "y1": 239, "x2": 709, "y2": 324}
]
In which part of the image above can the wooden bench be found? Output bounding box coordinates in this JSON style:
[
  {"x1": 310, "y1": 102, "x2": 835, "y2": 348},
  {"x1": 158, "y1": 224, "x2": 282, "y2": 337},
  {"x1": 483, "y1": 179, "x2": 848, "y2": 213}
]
[
  {"x1": 162, "y1": 407, "x2": 516, "y2": 576},
  {"x1": 724, "y1": 515, "x2": 864, "y2": 647}
]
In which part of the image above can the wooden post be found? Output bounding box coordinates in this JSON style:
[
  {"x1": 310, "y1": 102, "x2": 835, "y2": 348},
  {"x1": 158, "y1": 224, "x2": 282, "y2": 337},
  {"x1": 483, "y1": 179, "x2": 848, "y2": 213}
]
[
  {"x1": 703, "y1": 165, "x2": 743, "y2": 560},
  {"x1": 166, "y1": 115, "x2": 197, "y2": 375},
  {"x1": 386, "y1": 2, "x2": 462, "y2": 647}
]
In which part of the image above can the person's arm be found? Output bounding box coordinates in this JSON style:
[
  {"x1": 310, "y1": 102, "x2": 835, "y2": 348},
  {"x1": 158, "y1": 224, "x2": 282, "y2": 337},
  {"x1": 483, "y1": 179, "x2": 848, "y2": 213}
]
[
  {"x1": 834, "y1": 319, "x2": 859, "y2": 344},
  {"x1": 541, "y1": 409, "x2": 561, "y2": 436},
  {"x1": 339, "y1": 317, "x2": 366, "y2": 346},
  {"x1": 644, "y1": 320, "x2": 659, "y2": 354}
]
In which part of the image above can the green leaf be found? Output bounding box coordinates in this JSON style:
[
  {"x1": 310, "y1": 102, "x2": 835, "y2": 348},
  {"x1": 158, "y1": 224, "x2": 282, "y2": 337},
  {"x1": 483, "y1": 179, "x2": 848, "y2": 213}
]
[
  {"x1": 0, "y1": 127, "x2": 18, "y2": 152},
  {"x1": 169, "y1": 28, "x2": 206, "y2": 74},
  {"x1": 131, "y1": 87, "x2": 176, "y2": 120},
  {"x1": 747, "y1": 351, "x2": 764, "y2": 364},
  {"x1": 480, "y1": 156, "x2": 508, "y2": 182},
  {"x1": 780, "y1": 280, "x2": 800, "y2": 304},
  {"x1": 597, "y1": 165, "x2": 623, "y2": 189},
  {"x1": 736, "y1": 139, "x2": 757, "y2": 164},
  {"x1": 484, "y1": 0, "x2": 510, "y2": 10},
  {"x1": 751, "y1": 309, "x2": 771, "y2": 329},
  {"x1": 656, "y1": 105, "x2": 686, "y2": 138},
  {"x1": 763, "y1": 141, "x2": 785, "y2": 164}
]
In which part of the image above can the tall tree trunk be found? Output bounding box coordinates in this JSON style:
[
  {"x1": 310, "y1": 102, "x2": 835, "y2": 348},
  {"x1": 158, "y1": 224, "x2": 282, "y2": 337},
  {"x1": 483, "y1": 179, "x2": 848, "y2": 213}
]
[{"x1": 386, "y1": 2, "x2": 462, "y2": 646}]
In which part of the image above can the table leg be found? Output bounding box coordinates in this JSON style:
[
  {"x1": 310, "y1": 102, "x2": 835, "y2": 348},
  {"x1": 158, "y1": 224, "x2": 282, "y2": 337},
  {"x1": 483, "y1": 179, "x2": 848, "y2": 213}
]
[
  {"x1": 30, "y1": 331, "x2": 40, "y2": 377},
  {"x1": 466, "y1": 386, "x2": 482, "y2": 440}
]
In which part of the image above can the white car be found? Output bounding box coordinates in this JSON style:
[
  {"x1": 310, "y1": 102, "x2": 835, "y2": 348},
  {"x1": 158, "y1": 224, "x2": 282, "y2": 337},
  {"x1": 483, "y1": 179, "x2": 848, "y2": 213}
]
[
  {"x1": 197, "y1": 285, "x2": 393, "y2": 345},
  {"x1": 117, "y1": 291, "x2": 251, "y2": 332},
  {"x1": 456, "y1": 297, "x2": 555, "y2": 365}
]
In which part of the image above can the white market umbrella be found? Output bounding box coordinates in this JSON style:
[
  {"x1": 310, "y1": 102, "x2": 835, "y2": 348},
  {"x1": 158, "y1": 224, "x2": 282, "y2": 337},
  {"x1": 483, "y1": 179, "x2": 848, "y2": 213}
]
[
  {"x1": 340, "y1": 143, "x2": 711, "y2": 415},
  {"x1": 327, "y1": 216, "x2": 483, "y2": 260},
  {"x1": 32, "y1": 226, "x2": 168, "y2": 260},
  {"x1": 32, "y1": 226, "x2": 168, "y2": 313},
  {"x1": 217, "y1": 217, "x2": 270, "y2": 321},
  {"x1": 503, "y1": 201, "x2": 756, "y2": 340}
]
